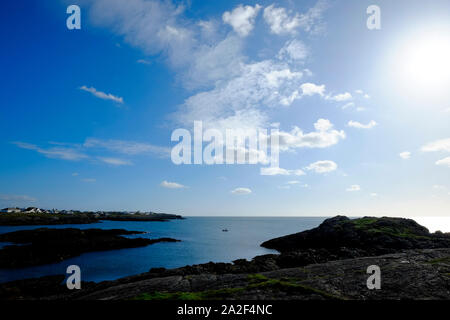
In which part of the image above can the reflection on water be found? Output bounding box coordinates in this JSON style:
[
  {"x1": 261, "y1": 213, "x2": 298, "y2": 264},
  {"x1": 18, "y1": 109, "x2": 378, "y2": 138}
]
[{"x1": 413, "y1": 216, "x2": 450, "y2": 233}]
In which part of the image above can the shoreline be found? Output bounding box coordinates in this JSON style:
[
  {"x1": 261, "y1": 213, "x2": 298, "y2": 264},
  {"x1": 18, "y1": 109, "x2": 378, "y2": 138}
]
[
  {"x1": 0, "y1": 215, "x2": 449, "y2": 300},
  {"x1": 0, "y1": 212, "x2": 184, "y2": 226}
]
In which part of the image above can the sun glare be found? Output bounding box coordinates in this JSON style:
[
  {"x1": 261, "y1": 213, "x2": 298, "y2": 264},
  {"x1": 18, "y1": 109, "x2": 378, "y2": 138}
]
[{"x1": 393, "y1": 27, "x2": 450, "y2": 101}]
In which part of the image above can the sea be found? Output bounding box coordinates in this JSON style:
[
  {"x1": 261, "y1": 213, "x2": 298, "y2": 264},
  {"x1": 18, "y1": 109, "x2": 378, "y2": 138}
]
[{"x1": 0, "y1": 216, "x2": 448, "y2": 284}]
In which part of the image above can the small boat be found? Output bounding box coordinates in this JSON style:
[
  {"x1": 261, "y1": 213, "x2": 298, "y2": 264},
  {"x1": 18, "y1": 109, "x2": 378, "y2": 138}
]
[{"x1": 222, "y1": 229, "x2": 228, "y2": 232}]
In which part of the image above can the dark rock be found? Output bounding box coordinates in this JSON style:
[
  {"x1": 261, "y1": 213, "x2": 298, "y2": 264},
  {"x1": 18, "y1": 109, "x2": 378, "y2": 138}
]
[
  {"x1": 0, "y1": 213, "x2": 99, "y2": 226},
  {"x1": 0, "y1": 228, "x2": 180, "y2": 268},
  {"x1": 261, "y1": 216, "x2": 450, "y2": 256}
]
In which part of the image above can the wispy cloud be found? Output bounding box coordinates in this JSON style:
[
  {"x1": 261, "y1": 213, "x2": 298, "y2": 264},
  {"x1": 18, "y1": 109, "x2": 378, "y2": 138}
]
[
  {"x1": 137, "y1": 59, "x2": 152, "y2": 65},
  {"x1": 80, "y1": 86, "x2": 124, "y2": 104},
  {"x1": 260, "y1": 167, "x2": 305, "y2": 176},
  {"x1": 327, "y1": 92, "x2": 353, "y2": 102},
  {"x1": 160, "y1": 180, "x2": 187, "y2": 189},
  {"x1": 231, "y1": 187, "x2": 252, "y2": 195},
  {"x1": 278, "y1": 40, "x2": 309, "y2": 62},
  {"x1": 347, "y1": 120, "x2": 378, "y2": 129},
  {"x1": 341, "y1": 102, "x2": 355, "y2": 110},
  {"x1": 436, "y1": 157, "x2": 450, "y2": 167},
  {"x1": 399, "y1": 151, "x2": 411, "y2": 159},
  {"x1": 346, "y1": 184, "x2": 361, "y2": 192},
  {"x1": 98, "y1": 157, "x2": 133, "y2": 166},
  {"x1": 81, "y1": 178, "x2": 96, "y2": 183},
  {"x1": 13, "y1": 142, "x2": 88, "y2": 161},
  {"x1": 13, "y1": 139, "x2": 169, "y2": 165},
  {"x1": 84, "y1": 139, "x2": 170, "y2": 157},
  {"x1": 263, "y1": 1, "x2": 327, "y2": 35},
  {"x1": 305, "y1": 160, "x2": 338, "y2": 173},
  {"x1": 421, "y1": 138, "x2": 450, "y2": 152}
]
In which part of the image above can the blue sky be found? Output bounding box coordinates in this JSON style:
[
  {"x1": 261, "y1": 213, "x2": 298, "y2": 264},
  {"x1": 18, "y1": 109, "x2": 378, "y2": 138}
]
[{"x1": 1, "y1": 0, "x2": 450, "y2": 216}]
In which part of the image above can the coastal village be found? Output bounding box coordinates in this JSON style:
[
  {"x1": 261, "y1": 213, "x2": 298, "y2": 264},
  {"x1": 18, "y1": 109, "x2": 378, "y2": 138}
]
[{"x1": 0, "y1": 207, "x2": 161, "y2": 216}]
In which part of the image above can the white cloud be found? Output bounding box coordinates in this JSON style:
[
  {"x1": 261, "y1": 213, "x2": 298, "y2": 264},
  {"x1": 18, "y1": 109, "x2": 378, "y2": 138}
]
[
  {"x1": 285, "y1": 181, "x2": 309, "y2": 188},
  {"x1": 80, "y1": 86, "x2": 124, "y2": 104},
  {"x1": 421, "y1": 138, "x2": 450, "y2": 152},
  {"x1": 263, "y1": 1, "x2": 327, "y2": 35},
  {"x1": 399, "y1": 151, "x2": 411, "y2": 159},
  {"x1": 263, "y1": 4, "x2": 300, "y2": 35},
  {"x1": 354, "y1": 89, "x2": 370, "y2": 99},
  {"x1": 231, "y1": 187, "x2": 252, "y2": 195},
  {"x1": 88, "y1": 0, "x2": 195, "y2": 68},
  {"x1": 342, "y1": 102, "x2": 355, "y2": 110},
  {"x1": 86, "y1": 0, "x2": 245, "y2": 90},
  {"x1": 275, "y1": 119, "x2": 345, "y2": 150},
  {"x1": 186, "y1": 34, "x2": 245, "y2": 89},
  {"x1": 72, "y1": 172, "x2": 79, "y2": 176},
  {"x1": 436, "y1": 157, "x2": 450, "y2": 167},
  {"x1": 137, "y1": 59, "x2": 152, "y2": 65},
  {"x1": 98, "y1": 157, "x2": 133, "y2": 166},
  {"x1": 305, "y1": 160, "x2": 338, "y2": 173},
  {"x1": 222, "y1": 4, "x2": 261, "y2": 37},
  {"x1": 13, "y1": 142, "x2": 88, "y2": 161},
  {"x1": 13, "y1": 138, "x2": 169, "y2": 165},
  {"x1": 260, "y1": 167, "x2": 305, "y2": 176},
  {"x1": 175, "y1": 59, "x2": 304, "y2": 133},
  {"x1": 81, "y1": 178, "x2": 96, "y2": 183},
  {"x1": 300, "y1": 82, "x2": 325, "y2": 97},
  {"x1": 347, "y1": 120, "x2": 378, "y2": 129},
  {"x1": 327, "y1": 92, "x2": 352, "y2": 102},
  {"x1": 278, "y1": 39, "x2": 308, "y2": 62},
  {"x1": 346, "y1": 184, "x2": 361, "y2": 192},
  {"x1": 160, "y1": 180, "x2": 186, "y2": 189}
]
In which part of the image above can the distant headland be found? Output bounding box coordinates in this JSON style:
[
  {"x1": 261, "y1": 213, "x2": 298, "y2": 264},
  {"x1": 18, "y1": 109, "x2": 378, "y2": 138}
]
[{"x1": 0, "y1": 207, "x2": 183, "y2": 226}]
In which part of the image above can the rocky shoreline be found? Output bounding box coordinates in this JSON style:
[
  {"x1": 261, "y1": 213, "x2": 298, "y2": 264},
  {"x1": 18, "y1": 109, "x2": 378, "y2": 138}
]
[
  {"x1": 0, "y1": 212, "x2": 183, "y2": 226},
  {"x1": 0, "y1": 228, "x2": 180, "y2": 268},
  {"x1": 0, "y1": 216, "x2": 449, "y2": 300}
]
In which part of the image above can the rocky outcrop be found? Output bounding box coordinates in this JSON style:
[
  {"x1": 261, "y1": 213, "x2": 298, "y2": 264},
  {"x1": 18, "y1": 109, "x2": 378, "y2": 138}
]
[
  {"x1": 3, "y1": 248, "x2": 449, "y2": 300},
  {"x1": 261, "y1": 216, "x2": 450, "y2": 256},
  {"x1": 0, "y1": 213, "x2": 99, "y2": 226},
  {"x1": 0, "y1": 212, "x2": 183, "y2": 226},
  {"x1": 0, "y1": 228, "x2": 180, "y2": 268}
]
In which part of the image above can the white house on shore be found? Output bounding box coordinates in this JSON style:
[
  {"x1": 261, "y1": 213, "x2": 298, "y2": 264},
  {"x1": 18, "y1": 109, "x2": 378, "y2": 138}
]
[
  {"x1": 0, "y1": 207, "x2": 22, "y2": 213},
  {"x1": 24, "y1": 207, "x2": 43, "y2": 214}
]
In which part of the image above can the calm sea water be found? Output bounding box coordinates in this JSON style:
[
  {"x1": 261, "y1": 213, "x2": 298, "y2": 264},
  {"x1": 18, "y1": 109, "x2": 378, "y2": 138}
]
[
  {"x1": 1, "y1": 216, "x2": 448, "y2": 284},
  {"x1": 0, "y1": 217, "x2": 327, "y2": 283}
]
